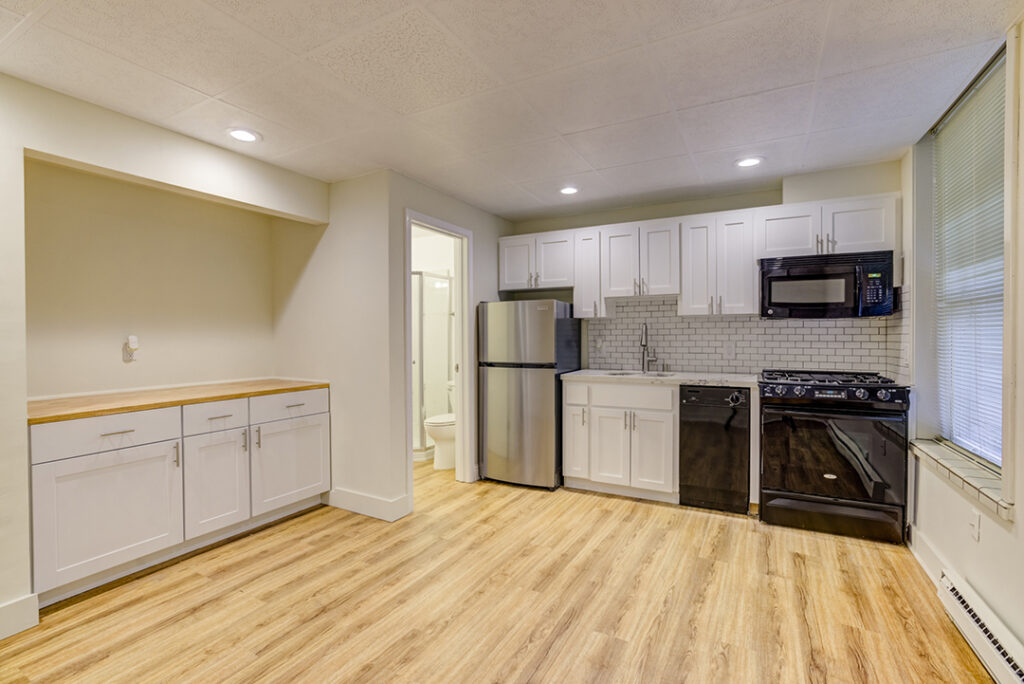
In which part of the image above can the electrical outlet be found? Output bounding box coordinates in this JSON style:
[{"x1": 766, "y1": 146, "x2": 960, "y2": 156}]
[{"x1": 968, "y1": 509, "x2": 981, "y2": 542}]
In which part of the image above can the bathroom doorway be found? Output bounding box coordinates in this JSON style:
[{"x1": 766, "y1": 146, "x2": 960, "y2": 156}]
[{"x1": 405, "y1": 211, "x2": 474, "y2": 500}]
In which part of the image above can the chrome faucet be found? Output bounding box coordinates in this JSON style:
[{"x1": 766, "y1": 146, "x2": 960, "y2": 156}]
[{"x1": 639, "y1": 322, "x2": 657, "y2": 373}]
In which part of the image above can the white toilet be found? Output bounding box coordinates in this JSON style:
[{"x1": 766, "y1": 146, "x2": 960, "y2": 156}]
[{"x1": 424, "y1": 381, "x2": 457, "y2": 470}]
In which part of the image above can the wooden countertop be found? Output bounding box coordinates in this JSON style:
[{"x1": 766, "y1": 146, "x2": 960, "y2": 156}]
[{"x1": 28, "y1": 379, "x2": 330, "y2": 425}]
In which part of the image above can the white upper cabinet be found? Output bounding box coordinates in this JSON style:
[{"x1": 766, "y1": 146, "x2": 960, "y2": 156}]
[
  {"x1": 573, "y1": 228, "x2": 602, "y2": 318},
  {"x1": 680, "y1": 211, "x2": 755, "y2": 316},
  {"x1": 535, "y1": 231, "x2": 575, "y2": 288},
  {"x1": 498, "y1": 235, "x2": 535, "y2": 291},
  {"x1": 716, "y1": 211, "x2": 756, "y2": 315},
  {"x1": 755, "y1": 202, "x2": 822, "y2": 258},
  {"x1": 601, "y1": 224, "x2": 641, "y2": 298},
  {"x1": 498, "y1": 231, "x2": 574, "y2": 290},
  {"x1": 679, "y1": 214, "x2": 716, "y2": 316},
  {"x1": 822, "y1": 194, "x2": 899, "y2": 255},
  {"x1": 638, "y1": 219, "x2": 681, "y2": 295}
]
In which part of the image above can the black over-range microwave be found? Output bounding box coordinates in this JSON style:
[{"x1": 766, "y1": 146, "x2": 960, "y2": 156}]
[{"x1": 759, "y1": 250, "x2": 897, "y2": 318}]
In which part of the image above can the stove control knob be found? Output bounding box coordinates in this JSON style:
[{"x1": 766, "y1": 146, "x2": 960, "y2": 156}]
[
  {"x1": 774, "y1": 385, "x2": 786, "y2": 396},
  {"x1": 855, "y1": 388, "x2": 870, "y2": 400},
  {"x1": 792, "y1": 386, "x2": 806, "y2": 397},
  {"x1": 876, "y1": 389, "x2": 891, "y2": 401}
]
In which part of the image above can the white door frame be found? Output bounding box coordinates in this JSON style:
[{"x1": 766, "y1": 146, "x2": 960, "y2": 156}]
[{"x1": 405, "y1": 210, "x2": 478, "y2": 503}]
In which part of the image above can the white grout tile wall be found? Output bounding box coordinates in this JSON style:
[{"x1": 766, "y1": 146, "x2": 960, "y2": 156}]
[
  {"x1": 588, "y1": 296, "x2": 896, "y2": 375},
  {"x1": 885, "y1": 285, "x2": 912, "y2": 385}
]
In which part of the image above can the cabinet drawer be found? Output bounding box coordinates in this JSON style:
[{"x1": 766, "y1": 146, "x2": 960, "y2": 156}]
[
  {"x1": 564, "y1": 383, "x2": 589, "y2": 406},
  {"x1": 250, "y1": 389, "x2": 329, "y2": 424},
  {"x1": 30, "y1": 407, "x2": 181, "y2": 465},
  {"x1": 590, "y1": 384, "x2": 675, "y2": 411},
  {"x1": 183, "y1": 398, "x2": 248, "y2": 436}
]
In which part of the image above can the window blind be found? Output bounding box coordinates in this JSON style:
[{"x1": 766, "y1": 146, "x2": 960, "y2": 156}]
[{"x1": 933, "y1": 53, "x2": 1005, "y2": 468}]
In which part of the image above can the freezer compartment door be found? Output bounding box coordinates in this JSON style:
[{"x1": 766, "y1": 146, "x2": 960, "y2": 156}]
[
  {"x1": 479, "y1": 366, "x2": 559, "y2": 488},
  {"x1": 478, "y1": 301, "x2": 560, "y2": 365}
]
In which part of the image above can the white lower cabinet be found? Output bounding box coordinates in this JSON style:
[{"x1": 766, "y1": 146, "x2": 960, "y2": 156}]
[
  {"x1": 251, "y1": 413, "x2": 331, "y2": 516},
  {"x1": 32, "y1": 439, "x2": 184, "y2": 592},
  {"x1": 183, "y1": 429, "x2": 250, "y2": 540},
  {"x1": 564, "y1": 383, "x2": 678, "y2": 501}
]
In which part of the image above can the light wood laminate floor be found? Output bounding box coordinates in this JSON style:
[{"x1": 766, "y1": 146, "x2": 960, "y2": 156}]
[{"x1": 1, "y1": 462, "x2": 989, "y2": 683}]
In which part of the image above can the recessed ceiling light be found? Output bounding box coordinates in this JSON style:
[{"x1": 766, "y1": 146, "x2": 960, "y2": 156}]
[
  {"x1": 228, "y1": 128, "x2": 261, "y2": 143},
  {"x1": 560, "y1": 186, "x2": 578, "y2": 195},
  {"x1": 735, "y1": 156, "x2": 763, "y2": 168}
]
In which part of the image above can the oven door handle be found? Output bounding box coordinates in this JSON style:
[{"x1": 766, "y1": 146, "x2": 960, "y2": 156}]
[{"x1": 761, "y1": 406, "x2": 907, "y2": 421}]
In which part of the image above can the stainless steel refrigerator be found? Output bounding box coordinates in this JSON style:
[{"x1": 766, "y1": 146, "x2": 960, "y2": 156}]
[{"x1": 478, "y1": 300, "x2": 580, "y2": 488}]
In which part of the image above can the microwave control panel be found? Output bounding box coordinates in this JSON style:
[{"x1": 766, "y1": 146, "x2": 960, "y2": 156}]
[{"x1": 864, "y1": 272, "x2": 886, "y2": 305}]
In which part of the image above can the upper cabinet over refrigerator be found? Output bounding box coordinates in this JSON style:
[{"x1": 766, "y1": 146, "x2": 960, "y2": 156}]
[{"x1": 498, "y1": 231, "x2": 574, "y2": 291}]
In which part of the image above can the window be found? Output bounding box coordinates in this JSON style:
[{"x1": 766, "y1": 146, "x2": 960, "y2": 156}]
[{"x1": 932, "y1": 51, "x2": 1006, "y2": 468}]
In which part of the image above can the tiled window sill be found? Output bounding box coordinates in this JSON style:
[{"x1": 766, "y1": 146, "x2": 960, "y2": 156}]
[{"x1": 911, "y1": 439, "x2": 1014, "y2": 522}]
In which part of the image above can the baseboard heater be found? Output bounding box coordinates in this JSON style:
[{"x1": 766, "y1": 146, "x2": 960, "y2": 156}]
[{"x1": 939, "y1": 569, "x2": 1024, "y2": 683}]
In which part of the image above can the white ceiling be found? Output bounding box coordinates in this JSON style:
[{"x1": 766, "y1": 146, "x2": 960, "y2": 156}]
[{"x1": 0, "y1": 0, "x2": 1013, "y2": 221}]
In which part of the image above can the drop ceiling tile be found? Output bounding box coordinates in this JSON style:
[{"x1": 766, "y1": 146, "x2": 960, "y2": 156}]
[
  {"x1": 0, "y1": 7, "x2": 21, "y2": 37},
  {"x1": 42, "y1": 0, "x2": 291, "y2": 95},
  {"x1": 819, "y1": 0, "x2": 1006, "y2": 78},
  {"x1": 335, "y1": 121, "x2": 464, "y2": 171},
  {"x1": 424, "y1": 0, "x2": 640, "y2": 81},
  {"x1": 220, "y1": 60, "x2": 393, "y2": 139},
  {"x1": 811, "y1": 42, "x2": 1000, "y2": 133},
  {"x1": 409, "y1": 88, "x2": 557, "y2": 155},
  {"x1": 518, "y1": 47, "x2": 672, "y2": 135},
  {"x1": 0, "y1": 0, "x2": 40, "y2": 13},
  {"x1": 692, "y1": 136, "x2": 804, "y2": 185},
  {"x1": 676, "y1": 83, "x2": 814, "y2": 154},
  {"x1": 457, "y1": 184, "x2": 549, "y2": 219},
  {"x1": 628, "y1": 0, "x2": 793, "y2": 42},
  {"x1": 164, "y1": 98, "x2": 315, "y2": 159},
  {"x1": 652, "y1": 0, "x2": 828, "y2": 110},
  {"x1": 310, "y1": 7, "x2": 497, "y2": 115},
  {"x1": 803, "y1": 117, "x2": 924, "y2": 170},
  {"x1": 402, "y1": 156, "x2": 514, "y2": 193},
  {"x1": 0, "y1": 24, "x2": 207, "y2": 121},
  {"x1": 518, "y1": 171, "x2": 614, "y2": 205},
  {"x1": 271, "y1": 136, "x2": 384, "y2": 182},
  {"x1": 564, "y1": 113, "x2": 686, "y2": 169},
  {"x1": 596, "y1": 155, "x2": 701, "y2": 195},
  {"x1": 203, "y1": 0, "x2": 414, "y2": 54},
  {"x1": 473, "y1": 138, "x2": 592, "y2": 184}
]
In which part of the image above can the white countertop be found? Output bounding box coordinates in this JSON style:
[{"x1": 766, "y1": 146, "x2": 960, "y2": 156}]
[{"x1": 562, "y1": 369, "x2": 758, "y2": 388}]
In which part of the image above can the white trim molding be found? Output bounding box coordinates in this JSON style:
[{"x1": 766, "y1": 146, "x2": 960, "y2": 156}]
[
  {"x1": 913, "y1": 440, "x2": 1014, "y2": 521},
  {"x1": 0, "y1": 593, "x2": 38, "y2": 640},
  {"x1": 329, "y1": 487, "x2": 411, "y2": 522}
]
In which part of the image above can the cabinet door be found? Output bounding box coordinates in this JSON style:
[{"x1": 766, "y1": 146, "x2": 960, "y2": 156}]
[
  {"x1": 638, "y1": 219, "x2": 680, "y2": 295},
  {"x1": 251, "y1": 413, "x2": 331, "y2": 516},
  {"x1": 498, "y1": 235, "x2": 535, "y2": 291},
  {"x1": 715, "y1": 211, "x2": 757, "y2": 315},
  {"x1": 183, "y1": 429, "x2": 250, "y2": 540},
  {"x1": 630, "y1": 410, "x2": 675, "y2": 493},
  {"x1": 535, "y1": 231, "x2": 574, "y2": 288},
  {"x1": 822, "y1": 195, "x2": 898, "y2": 254},
  {"x1": 563, "y1": 405, "x2": 590, "y2": 478},
  {"x1": 572, "y1": 228, "x2": 602, "y2": 318},
  {"x1": 589, "y1": 408, "x2": 631, "y2": 486},
  {"x1": 600, "y1": 224, "x2": 640, "y2": 298},
  {"x1": 32, "y1": 440, "x2": 183, "y2": 592},
  {"x1": 755, "y1": 203, "x2": 822, "y2": 258},
  {"x1": 678, "y1": 214, "x2": 716, "y2": 316}
]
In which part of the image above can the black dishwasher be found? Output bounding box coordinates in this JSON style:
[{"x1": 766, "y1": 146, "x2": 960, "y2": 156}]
[{"x1": 679, "y1": 386, "x2": 750, "y2": 514}]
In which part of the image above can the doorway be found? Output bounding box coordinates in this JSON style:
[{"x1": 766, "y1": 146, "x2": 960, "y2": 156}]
[{"x1": 405, "y1": 211, "x2": 476, "y2": 505}]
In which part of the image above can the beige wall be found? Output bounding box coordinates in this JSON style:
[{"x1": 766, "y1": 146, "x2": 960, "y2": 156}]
[
  {"x1": 782, "y1": 161, "x2": 903, "y2": 203},
  {"x1": 510, "y1": 188, "x2": 783, "y2": 234},
  {"x1": 0, "y1": 74, "x2": 327, "y2": 639},
  {"x1": 25, "y1": 160, "x2": 278, "y2": 396}
]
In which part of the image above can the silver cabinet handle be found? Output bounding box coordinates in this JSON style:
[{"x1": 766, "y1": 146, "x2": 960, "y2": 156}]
[
  {"x1": 632, "y1": 411, "x2": 637, "y2": 431},
  {"x1": 828, "y1": 235, "x2": 836, "y2": 253},
  {"x1": 815, "y1": 234, "x2": 823, "y2": 253},
  {"x1": 633, "y1": 278, "x2": 638, "y2": 296},
  {"x1": 535, "y1": 272, "x2": 540, "y2": 287},
  {"x1": 709, "y1": 297, "x2": 713, "y2": 315},
  {"x1": 285, "y1": 403, "x2": 305, "y2": 409},
  {"x1": 100, "y1": 429, "x2": 135, "y2": 437},
  {"x1": 173, "y1": 442, "x2": 180, "y2": 468},
  {"x1": 256, "y1": 426, "x2": 262, "y2": 449},
  {"x1": 718, "y1": 295, "x2": 723, "y2": 314},
  {"x1": 207, "y1": 414, "x2": 233, "y2": 421},
  {"x1": 642, "y1": 278, "x2": 647, "y2": 295},
  {"x1": 624, "y1": 411, "x2": 628, "y2": 429},
  {"x1": 242, "y1": 428, "x2": 248, "y2": 452},
  {"x1": 593, "y1": 300, "x2": 597, "y2": 317},
  {"x1": 581, "y1": 407, "x2": 586, "y2": 426}
]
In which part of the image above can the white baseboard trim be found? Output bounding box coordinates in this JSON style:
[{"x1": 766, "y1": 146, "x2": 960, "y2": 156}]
[
  {"x1": 0, "y1": 593, "x2": 39, "y2": 640},
  {"x1": 906, "y1": 524, "x2": 947, "y2": 590},
  {"x1": 329, "y1": 487, "x2": 411, "y2": 522},
  {"x1": 564, "y1": 477, "x2": 678, "y2": 504}
]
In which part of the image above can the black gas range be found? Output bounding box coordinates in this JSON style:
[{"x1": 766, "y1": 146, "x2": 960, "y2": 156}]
[{"x1": 758, "y1": 369, "x2": 910, "y2": 543}]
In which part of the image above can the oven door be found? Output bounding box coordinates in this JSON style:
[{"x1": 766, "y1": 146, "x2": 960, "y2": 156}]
[
  {"x1": 760, "y1": 269, "x2": 859, "y2": 318},
  {"x1": 761, "y1": 406, "x2": 907, "y2": 506}
]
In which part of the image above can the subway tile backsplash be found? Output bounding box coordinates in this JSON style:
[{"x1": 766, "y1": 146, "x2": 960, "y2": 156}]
[{"x1": 587, "y1": 296, "x2": 897, "y2": 376}]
